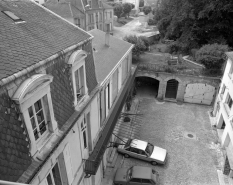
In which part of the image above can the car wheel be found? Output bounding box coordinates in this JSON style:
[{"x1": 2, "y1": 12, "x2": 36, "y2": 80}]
[
  {"x1": 124, "y1": 154, "x2": 130, "y2": 158},
  {"x1": 151, "y1": 161, "x2": 157, "y2": 166}
]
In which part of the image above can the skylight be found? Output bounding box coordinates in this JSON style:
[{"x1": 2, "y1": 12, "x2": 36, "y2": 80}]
[{"x1": 2, "y1": 10, "x2": 25, "y2": 23}]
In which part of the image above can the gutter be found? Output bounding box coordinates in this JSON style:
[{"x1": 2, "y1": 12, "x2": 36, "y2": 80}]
[{"x1": 0, "y1": 0, "x2": 94, "y2": 87}]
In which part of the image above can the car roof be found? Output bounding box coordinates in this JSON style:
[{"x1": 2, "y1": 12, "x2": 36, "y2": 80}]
[
  {"x1": 132, "y1": 166, "x2": 152, "y2": 179},
  {"x1": 130, "y1": 139, "x2": 147, "y2": 151}
]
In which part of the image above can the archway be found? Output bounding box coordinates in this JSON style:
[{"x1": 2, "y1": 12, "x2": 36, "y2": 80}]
[
  {"x1": 135, "y1": 77, "x2": 160, "y2": 98},
  {"x1": 165, "y1": 79, "x2": 179, "y2": 99}
]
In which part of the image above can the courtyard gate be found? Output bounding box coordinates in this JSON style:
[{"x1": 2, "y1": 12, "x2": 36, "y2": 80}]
[{"x1": 184, "y1": 83, "x2": 215, "y2": 105}]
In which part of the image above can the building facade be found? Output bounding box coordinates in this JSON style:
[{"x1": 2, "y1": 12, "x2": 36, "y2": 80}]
[
  {"x1": 0, "y1": 1, "x2": 135, "y2": 185},
  {"x1": 214, "y1": 52, "x2": 233, "y2": 178},
  {"x1": 44, "y1": 0, "x2": 114, "y2": 32}
]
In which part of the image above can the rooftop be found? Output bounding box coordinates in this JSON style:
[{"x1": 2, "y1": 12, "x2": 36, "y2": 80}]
[
  {"x1": 89, "y1": 29, "x2": 133, "y2": 83},
  {"x1": 0, "y1": 0, "x2": 91, "y2": 81}
]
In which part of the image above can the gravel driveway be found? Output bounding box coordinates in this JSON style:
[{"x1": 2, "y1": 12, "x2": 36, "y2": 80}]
[{"x1": 122, "y1": 97, "x2": 220, "y2": 185}]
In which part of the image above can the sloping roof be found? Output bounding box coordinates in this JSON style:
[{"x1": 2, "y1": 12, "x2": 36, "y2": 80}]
[
  {"x1": 44, "y1": 0, "x2": 73, "y2": 18},
  {"x1": 89, "y1": 29, "x2": 133, "y2": 83},
  {"x1": 102, "y1": 2, "x2": 114, "y2": 9},
  {"x1": 0, "y1": 0, "x2": 91, "y2": 81}
]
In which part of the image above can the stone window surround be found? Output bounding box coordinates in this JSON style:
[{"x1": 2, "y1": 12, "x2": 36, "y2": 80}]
[
  {"x1": 12, "y1": 74, "x2": 58, "y2": 157},
  {"x1": 67, "y1": 50, "x2": 88, "y2": 108}
]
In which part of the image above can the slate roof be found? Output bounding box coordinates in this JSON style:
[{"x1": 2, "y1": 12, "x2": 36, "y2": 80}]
[
  {"x1": 44, "y1": 0, "x2": 85, "y2": 19},
  {"x1": 0, "y1": 0, "x2": 91, "y2": 81},
  {"x1": 89, "y1": 29, "x2": 133, "y2": 83}
]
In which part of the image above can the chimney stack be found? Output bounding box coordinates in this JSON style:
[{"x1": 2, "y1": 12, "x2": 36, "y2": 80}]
[{"x1": 105, "y1": 22, "x2": 110, "y2": 47}]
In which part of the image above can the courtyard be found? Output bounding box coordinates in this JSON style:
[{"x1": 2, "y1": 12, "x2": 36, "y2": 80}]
[{"x1": 121, "y1": 97, "x2": 220, "y2": 185}]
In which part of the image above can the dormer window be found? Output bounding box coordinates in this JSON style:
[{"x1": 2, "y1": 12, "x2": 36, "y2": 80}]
[
  {"x1": 88, "y1": 0, "x2": 92, "y2": 9},
  {"x1": 68, "y1": 50, "x2": 88, "y2": 107},
  {"x1": 12, "y1": 74, "x2": 57, "y2": 157},
  {"x1": 2, "y1": 10, "x2": 25, "y2": 23}
]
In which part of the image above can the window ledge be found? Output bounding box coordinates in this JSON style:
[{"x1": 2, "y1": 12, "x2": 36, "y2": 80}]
[
  {"x1": 75, "y1": 94, "x2": 89, "y2": 111},
  {"x1": 34, "y1": 131, "x2": 59, "y2": 160}
]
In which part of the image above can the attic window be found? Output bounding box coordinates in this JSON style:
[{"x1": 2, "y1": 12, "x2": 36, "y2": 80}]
[{"x1": 2, "y1": 10, "x2": 25, "y2": 23}]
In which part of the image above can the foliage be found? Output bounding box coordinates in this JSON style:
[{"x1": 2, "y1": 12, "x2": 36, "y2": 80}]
[
  {"x1": 148, "y1": 18, "x2": 156, "y2": 25},
  {"x1": 122, "y1": 3, "x2": 132, "y2": 18},
  {"x1": 152, "y1": 0, "x2": 233, "y2": 51},
  {"x1": 128, "y1": 3, "x2": 135, "y2": 9},
  {"x1": 124, "y1": 35, "x2": 146, "y2": 56},
  {"x1": 139, "y1": 36, "x2": 150, "y2": 50},
  {"x1": 142, "y1": 6, "x2": 152, "y2": 15},
  {"x1": 139, "y1": 0, "x2": 144, "y2": 7},
  {"x1": 114, "y1": 4, "x2": 123, "y2": 19},
  {"x1": 196, "y1": 44, "x2": 229, "y2": 74}
]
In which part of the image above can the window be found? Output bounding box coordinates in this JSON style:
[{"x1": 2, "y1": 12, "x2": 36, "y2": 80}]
[
  {"x1": 96, "y1": 13, "x2": 98, "y2": 23},
  {"x1": 99, "y1": 24, "x2": 102, "y2": 30},
  {"x1": 227, "y1": 95, "x2": 233, "y2": 109},
  {"x1": 68, "y1": 50, "x2": 88, "y2": 107},
  {"x1": 110, "y1": 11, "x2": 112, "y2": 18},
  {"x1": 98, "y1": 0, "x2": 102, "y2": 8},
  {"x1": 220, "y1": 84, "x2": 226, "y2": 99},
  {"x1": 130, "y1": 178, "x2": 141, "y2": 183},
  {"x1": 105, "y1": 12, "x2": 107, "y2": 20},
  {"x1": 12, "y1": 74, "x2": 57, "y2": 156},
  {"x1": 75, "y1": 18, "x2": 81, "y2": 26},
  {"x1": 141, "y1": 179, "x2": 151, "y2": 183},
  {"x1": 46, "y1": 163, "x2": 62, "y2": 185},
  {"x1": 28, "y1": 98, "x2": 47, "y2": 141},
  {"x1": 100, "y1": 12, "x2": 102, "y2": 21},
  {"x1": 88, "y1": 14, "x2": 92, "y2": 23},
  {"x1": 81, "y1": 117, "x2": 87, "y2": 149},
  {"x1": 2, "y1": 10, "x2": 25, "y2": 23}
]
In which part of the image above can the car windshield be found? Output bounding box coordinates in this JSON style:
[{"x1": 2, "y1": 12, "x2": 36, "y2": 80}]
[
  {"x1": 145, "y1": 143, "x2": 154, "y2": 155},
  {"x1": 127, "y1": 167, "x2": 133, "y2": 180}
]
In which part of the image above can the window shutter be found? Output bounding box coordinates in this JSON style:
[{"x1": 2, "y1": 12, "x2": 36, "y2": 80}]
[{"x1": 63, "y1": 144, "x2": 73, "y2": 185}]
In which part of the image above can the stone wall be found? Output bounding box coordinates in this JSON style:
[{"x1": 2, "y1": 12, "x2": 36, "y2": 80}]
[{"x1": 136, "y1": 70, "x2": 221, "y2": 105}]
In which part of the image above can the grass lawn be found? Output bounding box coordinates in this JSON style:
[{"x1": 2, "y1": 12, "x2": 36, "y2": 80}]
[{"x1": 114, "y1": 17, "x2": 134, "y2": 27}]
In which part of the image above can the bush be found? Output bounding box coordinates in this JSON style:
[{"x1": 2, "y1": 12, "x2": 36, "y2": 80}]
[
  {"x1": 139, "y1": 36, "x2": 150, "y2": 50},
  {"x1": 143, "y1": 6, "x2": 152, "y2": 15},
  {"x1": 196, "y1": 44, "x2": 229, "y2": 72},
  {"x1": 118, "y1": 20, "x2": 127, "y2": 25},
  {"x1": 124, "y1": 35, "x2": 146, "y2": 56},
  {"x1": 148, "y1": 19, "x2": 156, "y2": 25}
]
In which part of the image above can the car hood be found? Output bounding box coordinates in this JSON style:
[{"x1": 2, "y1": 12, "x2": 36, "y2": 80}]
[
  {"x1": 150, "y1": 146, "x2": 167, "y2": 162},
  {"x1": 114, "y1": 168, "x2": 128, "y2": 183}
]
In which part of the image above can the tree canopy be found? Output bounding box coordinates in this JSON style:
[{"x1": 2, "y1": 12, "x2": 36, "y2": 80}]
[
  {"x1": 114, "y1": 4, "x2": 123, "y2": 19},
  {"x1": 153, "y1": 0, "x2": 233, "y2": 51},
  {"x1": 142, "y1": 6, "x2": 152, "y2": 15},
  {"x1": 123, "y1": 35, "x2": 146, "y2": 56},
  {"x1": 122, "y1": 3, "x2": 132, "y2": 18}
]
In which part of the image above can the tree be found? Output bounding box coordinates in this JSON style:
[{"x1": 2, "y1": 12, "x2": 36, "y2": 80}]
[
  {"x1": 114, "y1": 4, "x2": 123, "y2": 20},
  {"x1": 128, "y1": 3, "x2": 135, "y2": 9},
  {"x1": 124, "y1": 35, "x2": 146, "y2": 56},
  {"x1": 142, "y1": 6, "x2": 152, "y2": 15},
  {"x1": 196, "y1": 44, "x2": 229, "y2": 75},
  {"x1": 122, "y1": 3, "x2": 132, "y2": 18}
]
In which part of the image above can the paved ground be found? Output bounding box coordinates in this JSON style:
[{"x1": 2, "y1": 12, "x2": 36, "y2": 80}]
[{"x1": 122, "y1": 98, "x2": 220, "y2": 185}]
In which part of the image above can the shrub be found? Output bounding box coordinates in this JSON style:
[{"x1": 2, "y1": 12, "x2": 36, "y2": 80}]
[{"x1": 148, "y1": 18, "x2": 156, "y2": 25}]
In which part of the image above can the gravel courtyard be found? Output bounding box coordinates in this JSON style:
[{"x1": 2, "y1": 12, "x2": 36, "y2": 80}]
[{"x1": 122, "y1": 98, "x2": 220, "y2": 185}]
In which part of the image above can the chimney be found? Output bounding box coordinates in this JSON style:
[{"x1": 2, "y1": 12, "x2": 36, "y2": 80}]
[{"x1": 105, "y1": 22, "x2": 110, "y2": 47}]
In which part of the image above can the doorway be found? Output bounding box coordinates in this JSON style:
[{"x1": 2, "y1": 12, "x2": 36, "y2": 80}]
[{"x1": 165, "y1": 79, "x2": 179, "y2": 99}]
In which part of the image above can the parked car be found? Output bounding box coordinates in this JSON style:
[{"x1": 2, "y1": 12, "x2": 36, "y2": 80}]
[
  {"x1": 117, "y1": 138, "x2": 167, "y2": 165},
  {"x1": 114, "y1": 166, "x2": 159, "y2": 185}
]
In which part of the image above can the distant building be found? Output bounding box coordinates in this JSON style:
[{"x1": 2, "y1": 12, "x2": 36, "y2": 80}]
[{"x1": 44, "y1": 0, "x2": 114, "y2": 32}]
